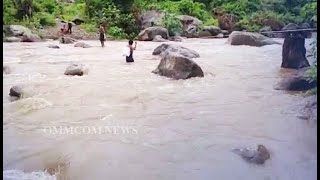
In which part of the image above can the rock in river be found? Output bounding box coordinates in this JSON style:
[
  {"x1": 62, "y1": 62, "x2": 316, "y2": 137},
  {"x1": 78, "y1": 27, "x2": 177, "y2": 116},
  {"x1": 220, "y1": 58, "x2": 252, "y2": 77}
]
[
  {"x1": 138, "y1": 26, "x2": 169, "y2": 41},
  {"x1": 48, "y1": 45, "x2": 60, "y2": 49},
  {"x1": 64, "y1": 63, "x2": 88, "y2": 76},
  {"x1": 227, "y1": 31, "x2": 281, "y2": 47},
  {"x1": 3, "y1": 65, "x2": 11, "y2": 74},
  {"x1": 152, "y1": 52, "x2": 204, "y2": 80},
  {"x1": 152, "y1": 44, "x2": 200, "y2": 59},
  {"x1": 9, "y1": 85, "x2": 24, "y2": 99},
  {"x1": 232, "y1": 144, "x2": 270, "y2": 165},
  {"x1": 274, "y1": 67, "x2": 316, "y2": 91},
  {"x1": 74, "y1": 42, "x2": 91, "y2": 48}
]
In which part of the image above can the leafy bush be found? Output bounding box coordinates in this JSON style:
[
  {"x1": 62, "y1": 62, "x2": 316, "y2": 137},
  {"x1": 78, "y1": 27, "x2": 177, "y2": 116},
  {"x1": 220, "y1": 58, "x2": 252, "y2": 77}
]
[
  {"x1": 305, "y1": 39, "x2": 317, "y2": 94},
  {"x1": 16, "y1": 16, "x2": 42, "y2": 30},
  {"x1": 80, "y1": 23, "x2": 97, "y2": 32},
  {"x1": 300, "y1": 2, "x2": 317, "y2": 22},
  {"x1": 161, "y1": 13, "x2": 183, "y2": 36},
  {"x1": 108, "y1": 26, "x2": 127, "y2": 39},
  {"x1": 210, "y1": 0, "x2": 261, "y2": 17},
  {"x1": 34, "y1": 12, "x2": 56, "y2": 27},
  {"x1": 61, "y1": 3, "x2": 86, "y2": 21},
  {"x1": 140, "y1": 0, "x2": 211, "y2": 22},
  {"x1": 204, "y1": 17, "x2": 219, "y2": 26},
  {"x1": 3, "y1": 0, "x2": 16, "y2": 25}
]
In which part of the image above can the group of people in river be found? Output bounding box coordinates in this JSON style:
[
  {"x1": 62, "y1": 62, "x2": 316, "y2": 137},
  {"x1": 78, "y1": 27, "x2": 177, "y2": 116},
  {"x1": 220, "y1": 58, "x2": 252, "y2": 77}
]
[
  {"x1": 98, "y1": 23, "x2": 137, "y2": 63},
  {"x1": 59, "y1": 22, "x2": 137, "y2": 63}
]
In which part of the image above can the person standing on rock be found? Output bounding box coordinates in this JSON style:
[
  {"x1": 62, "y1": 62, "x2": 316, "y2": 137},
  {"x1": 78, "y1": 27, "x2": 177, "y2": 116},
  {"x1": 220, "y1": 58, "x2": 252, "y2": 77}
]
[
  {"x1": 125, "y1": 40, "x2": 137, "y2": 63},
  {"x1": 67, "y1": 22, "x2": 72, "y2": 34},
  {"x1": 99, "y1": 23, "x2": 106, "y2": 47}
]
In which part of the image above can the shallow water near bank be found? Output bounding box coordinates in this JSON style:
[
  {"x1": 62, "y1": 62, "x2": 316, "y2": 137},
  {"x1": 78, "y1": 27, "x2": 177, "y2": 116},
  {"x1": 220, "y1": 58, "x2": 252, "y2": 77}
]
[{"x1": 3, "y1": 38, "x2": 317, "y2": 180}]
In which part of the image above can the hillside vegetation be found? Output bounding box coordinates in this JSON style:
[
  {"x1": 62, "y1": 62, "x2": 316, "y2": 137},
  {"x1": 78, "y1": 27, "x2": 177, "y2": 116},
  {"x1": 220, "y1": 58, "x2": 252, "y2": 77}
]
[{"x1": 3, "y1": 0, "x2": 317, "y2": 39}]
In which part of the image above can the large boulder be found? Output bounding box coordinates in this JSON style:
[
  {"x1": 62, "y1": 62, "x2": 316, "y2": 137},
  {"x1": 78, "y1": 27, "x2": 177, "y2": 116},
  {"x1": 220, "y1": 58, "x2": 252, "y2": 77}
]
[
  {"x1": 176, "y1": 15, "x2": 202, "y2": 27},
  {"x1": 152, "y1": 35, "x2": 168, "y2": 42},
  {"x1": 153, "y1": 44, "x2": 200, "y2": 59},
  {"x1": 227, "y1": 31, "x2": 281, "y2": 47},
  {"x1": 4, "y1": 37, "x2": 22, "y2": 42},
  {"x1": 4, "y1": 25, "x2": 31, "y2": 36},
  {"x1": 152, "y1": 52, "x2": 204, "y2": 80},
  {"x1": 59, "y1": 37, "x2": 76, "y2": 44},
  {"x1": 138, "y1": 26, "x2": 169, "y2": 41},
  {"x1": 138, "y1": 10, "x2": 164, "y2": 29},
  {"x1": 274, "y1": 67, "x2": 316, "y2": 91},
  {"x1": 21, "y1": 32, "x2": 42, "y2": 42},
  {"x1": 176, "y1": 15, "x2": 203, "y2": 38},
  {"x1": 216, "y1": 13, "x2": 239, "y2": 33},
  {"x1": 3, "y1": 25, "x2": 42, "y2": 42},
  {"x1": 64, "y1": 63, "x2": 88, "y2": 76},
  {"x1": 74, "y1": 42, "x2": 91, "y2": 48},
  {"x1": 198, "y1": 26, "x2": 222, "y2": 37}
]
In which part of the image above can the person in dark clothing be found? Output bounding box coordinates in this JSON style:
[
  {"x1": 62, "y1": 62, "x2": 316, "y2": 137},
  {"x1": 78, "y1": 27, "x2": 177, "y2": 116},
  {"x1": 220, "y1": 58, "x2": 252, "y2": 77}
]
[
  {"x1": 99, "y1": 23, "x2": 105, "y2": 47},
  {"x1": 126, "y1": 40, "x2": 137, "y2": 63},
  {"x1": 67, "y1": 22, "x2": 72, "y2": 34}
]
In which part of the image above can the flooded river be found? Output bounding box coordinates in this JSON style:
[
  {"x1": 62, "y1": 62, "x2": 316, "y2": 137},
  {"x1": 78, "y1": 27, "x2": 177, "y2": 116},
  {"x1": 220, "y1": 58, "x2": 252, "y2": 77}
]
[{"x1": 3, "y1": 38, "x2": 317, "y2": 180}]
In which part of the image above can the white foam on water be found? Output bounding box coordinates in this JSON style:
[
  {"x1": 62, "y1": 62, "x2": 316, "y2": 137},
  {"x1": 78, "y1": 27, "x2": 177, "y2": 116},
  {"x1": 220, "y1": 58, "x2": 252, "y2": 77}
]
[
  {"x1": 15, "y1": 97, "x2": 53, "y2": 114},
  {"x1": 3, "y1": 169, "x2": 56, "y2": 180}
]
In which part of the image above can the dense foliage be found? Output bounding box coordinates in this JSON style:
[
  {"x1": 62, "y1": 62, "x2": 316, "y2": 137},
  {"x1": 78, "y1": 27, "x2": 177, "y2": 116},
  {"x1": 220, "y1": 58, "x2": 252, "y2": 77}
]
[
  {"x1": 305, "y1": 39, "x2": 317, "y2": 94},
  {"x1": 3, "y1": 0, "x2": 317, "y2": 38}
]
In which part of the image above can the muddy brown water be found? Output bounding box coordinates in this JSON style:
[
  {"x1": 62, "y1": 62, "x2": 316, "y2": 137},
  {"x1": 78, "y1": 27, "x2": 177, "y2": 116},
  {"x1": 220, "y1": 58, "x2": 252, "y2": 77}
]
[{"x1": 3, "y1": 38, "x2": 317, "y2": 180}]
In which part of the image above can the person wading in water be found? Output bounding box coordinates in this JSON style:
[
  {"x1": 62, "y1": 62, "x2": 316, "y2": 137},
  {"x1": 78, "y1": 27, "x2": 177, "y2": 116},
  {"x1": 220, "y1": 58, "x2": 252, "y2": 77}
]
[
  {"x1": 125, "y1": 40, "x2": 137, "y2": 63},
  {"x1": 99, "y1": 23, "x2": 105, "y2": 47}
]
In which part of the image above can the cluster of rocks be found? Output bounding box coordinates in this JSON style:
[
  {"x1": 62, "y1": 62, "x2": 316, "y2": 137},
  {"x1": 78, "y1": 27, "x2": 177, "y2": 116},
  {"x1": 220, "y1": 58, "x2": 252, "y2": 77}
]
[
  {"x1": 8, "y1": 62, "x2": 88, "y2": 101},
  {"x1": 3, "y1": 25, "x2": 42, "y2": 42},
  {"x1": 137, "y1": 11, "x2": 227, "y2": 42},
  {"x1": 136, "y1": 10, "x2": 314, "y2": 42}
]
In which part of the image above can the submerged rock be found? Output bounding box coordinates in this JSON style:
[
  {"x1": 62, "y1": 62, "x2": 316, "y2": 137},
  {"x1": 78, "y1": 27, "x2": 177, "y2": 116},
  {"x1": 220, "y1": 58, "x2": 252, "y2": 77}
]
[
  {"x1": 152, "y1": 44, "x2": 200, "y2": 59},
  {"x1": 64, "y1": 63, "x2": 88, "y2": 76},
  {"x1": 48, "y1": 45, "x2": 60, "y2": 49},
  {"x1": 3, "y1": 65, "x2": 11, "y2": 74},
  {"x1": 232, "y1": 144, "x2": 270, "y2": 165},
  {"x1": 152, "y1": 52, "x2": 204, "y2": 80},
  {"x1": 59, "y1": 37, "x2": 76, "y2": 44},
  {"x1": 74, "y1": 42, "x2": 91, "y2": 48},
  {"x1": 168, "y1": 36, "x2": 184, "y2": 42},
  {"x1": 152, "y1": 35, "x2": 168, "y2": 42},
  {"x1": 275, "y1": 67, "x2": 316, "y2": 91}
]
